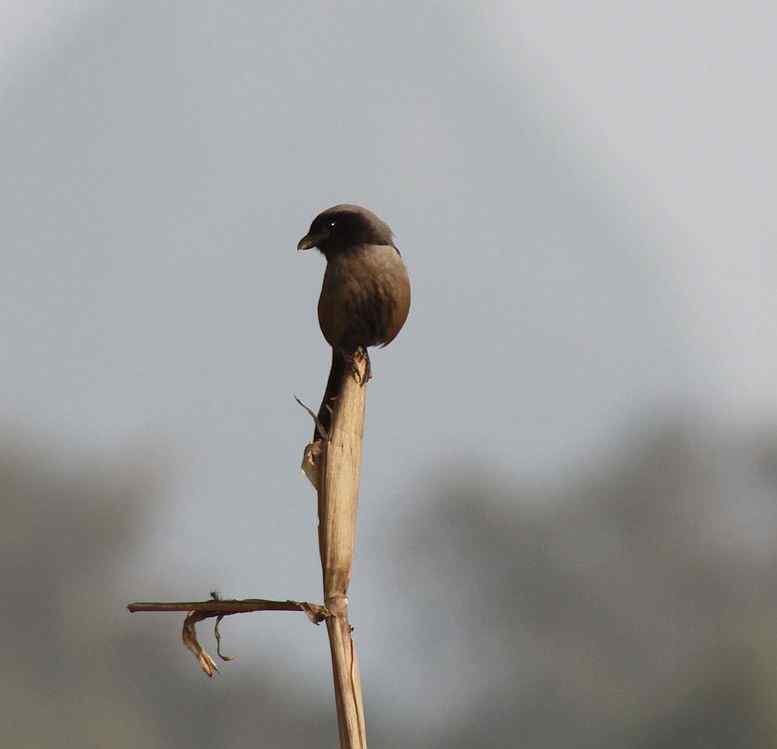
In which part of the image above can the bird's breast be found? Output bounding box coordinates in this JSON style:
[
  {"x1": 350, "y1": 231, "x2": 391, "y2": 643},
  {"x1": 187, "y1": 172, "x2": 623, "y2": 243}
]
[{"x1": 318, "y1": 244, "x2": 410, "y2": 350}]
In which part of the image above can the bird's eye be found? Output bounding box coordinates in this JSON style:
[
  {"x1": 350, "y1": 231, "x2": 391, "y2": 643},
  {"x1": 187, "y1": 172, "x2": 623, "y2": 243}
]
[{"x1": 328, "y1": 220, "x2": 337, "y2": 229}]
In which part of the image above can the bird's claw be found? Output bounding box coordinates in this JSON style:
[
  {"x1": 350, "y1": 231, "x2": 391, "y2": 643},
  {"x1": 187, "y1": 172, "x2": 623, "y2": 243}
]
[{"x1": 350, "y1": 348, "x2": 372, "y2": 385}]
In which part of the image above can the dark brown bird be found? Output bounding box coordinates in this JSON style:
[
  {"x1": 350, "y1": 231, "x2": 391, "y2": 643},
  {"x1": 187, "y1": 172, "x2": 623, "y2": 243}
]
[{"x1": 298, "y1": 204, "x2": 411, "y2": 440}]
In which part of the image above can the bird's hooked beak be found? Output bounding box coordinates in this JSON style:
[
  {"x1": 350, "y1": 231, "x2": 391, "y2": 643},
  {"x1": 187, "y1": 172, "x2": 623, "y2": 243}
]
[{"x1": 297, "y1": 230, "x2": 327, "y2": 251}]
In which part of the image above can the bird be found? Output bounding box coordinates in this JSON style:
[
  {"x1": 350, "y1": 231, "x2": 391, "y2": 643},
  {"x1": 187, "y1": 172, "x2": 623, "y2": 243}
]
[{"x1": 298, "y1": 204, "x2": 411, "y2": 440}]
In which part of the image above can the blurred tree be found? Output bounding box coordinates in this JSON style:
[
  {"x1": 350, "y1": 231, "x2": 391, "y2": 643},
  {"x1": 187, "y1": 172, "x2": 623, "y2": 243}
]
[
  {"x1": 381, "y1": 419, "x2": 777, "y2": 748},
  {"x1": 4, "y1": 419, "x2": 777, "y2": 747},
  {"x1": 0, "y1": 431, "x2": 333, "y2": 748}
]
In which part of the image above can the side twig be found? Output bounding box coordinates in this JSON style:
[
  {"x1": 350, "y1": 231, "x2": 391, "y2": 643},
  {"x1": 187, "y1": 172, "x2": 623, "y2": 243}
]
[
  {"x1": 127, "y1": 598, "x2": 327, "y2": 617},
  {"x1": 126, "y1": 598, "x2": 329, "y2": 677}
]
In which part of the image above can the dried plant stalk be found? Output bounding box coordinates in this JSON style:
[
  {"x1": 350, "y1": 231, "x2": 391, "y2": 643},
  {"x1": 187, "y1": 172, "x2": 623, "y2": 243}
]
[
  {"x1": 311, "y1": 352, "x2": 369, "y2": 748},
  {"x1": 128, "y1": 352, "x2": 372, "y2": 746}
]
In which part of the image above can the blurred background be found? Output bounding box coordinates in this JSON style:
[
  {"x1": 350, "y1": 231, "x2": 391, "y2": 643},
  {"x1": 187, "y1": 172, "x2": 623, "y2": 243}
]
[{"x1": 1, "y1": 2, "x2": 775, "y2": 746}]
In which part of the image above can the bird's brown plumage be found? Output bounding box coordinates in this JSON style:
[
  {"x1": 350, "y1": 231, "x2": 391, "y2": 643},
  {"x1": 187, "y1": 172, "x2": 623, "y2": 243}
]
[{"x1": 298, "y1": 204, "x2": 411, "y2": 439}]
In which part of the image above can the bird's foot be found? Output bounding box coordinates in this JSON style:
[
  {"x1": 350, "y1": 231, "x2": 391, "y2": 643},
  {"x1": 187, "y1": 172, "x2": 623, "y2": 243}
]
[{"x1": 349, "y1": 348, "x2": 372, "y2": 386}]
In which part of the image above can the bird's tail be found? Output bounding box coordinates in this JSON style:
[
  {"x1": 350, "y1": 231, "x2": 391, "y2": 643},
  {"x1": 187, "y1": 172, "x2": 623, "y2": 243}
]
[{"x1": 315, "y1": 349, "x2": 346, "y2": 441}]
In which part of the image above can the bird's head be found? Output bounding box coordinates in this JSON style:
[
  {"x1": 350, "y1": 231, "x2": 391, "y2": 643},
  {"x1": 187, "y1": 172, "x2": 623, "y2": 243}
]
[{"x1": 297, "y1": 204, "x2": 394, "y2": 257}]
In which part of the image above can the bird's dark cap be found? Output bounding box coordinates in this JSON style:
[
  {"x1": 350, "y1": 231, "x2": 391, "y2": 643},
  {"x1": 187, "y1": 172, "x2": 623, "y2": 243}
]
[{"x1": 297, "y1": 204, "x2": 394, "y2": 253}]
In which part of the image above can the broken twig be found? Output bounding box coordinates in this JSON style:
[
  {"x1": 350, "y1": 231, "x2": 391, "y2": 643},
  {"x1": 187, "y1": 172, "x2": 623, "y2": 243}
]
[{"x1": 127, "y1": 597, "x2": 329, "y2": 676}]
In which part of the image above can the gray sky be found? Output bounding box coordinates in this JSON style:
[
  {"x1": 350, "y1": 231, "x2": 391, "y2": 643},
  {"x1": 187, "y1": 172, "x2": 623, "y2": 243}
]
[{"x1": 1, "y1": 0, "x2": 774, "y2": 721}]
